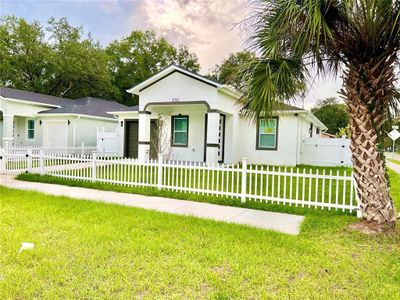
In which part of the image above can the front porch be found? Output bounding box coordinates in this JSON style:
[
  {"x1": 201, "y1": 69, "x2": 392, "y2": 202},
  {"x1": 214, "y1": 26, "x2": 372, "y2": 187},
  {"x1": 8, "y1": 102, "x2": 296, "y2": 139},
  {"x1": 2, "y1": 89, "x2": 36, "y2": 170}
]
[
  {"x1": 0, "y1": 110, "x2": 15, "y2": 147},
  {"x1": 123, "y1": 102, "x2": 232, "y2": 164}
]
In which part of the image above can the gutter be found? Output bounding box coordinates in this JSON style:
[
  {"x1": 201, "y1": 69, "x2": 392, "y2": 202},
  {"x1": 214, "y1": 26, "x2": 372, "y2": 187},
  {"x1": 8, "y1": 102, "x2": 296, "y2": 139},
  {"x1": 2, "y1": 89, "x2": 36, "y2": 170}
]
[
  {"x1": 73, "y1": 115, "x2": 80, "y2": 148},
  {"x1": 3, "y1": 97, "x2": 62, "y2": 108},
  {"x1": 36, "y1": 113, "x2": 118, "y2": 122}
]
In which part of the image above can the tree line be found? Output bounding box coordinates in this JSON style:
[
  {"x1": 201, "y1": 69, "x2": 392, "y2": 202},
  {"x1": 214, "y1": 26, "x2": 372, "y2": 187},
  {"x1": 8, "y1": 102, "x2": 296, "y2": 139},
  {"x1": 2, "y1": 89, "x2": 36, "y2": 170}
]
[
  {"x1": 0, "y1": 16, "x2": 200, "y2": 106},
  {"x1": 1, "y1": 15, "x2": 351, "y2": 135}
]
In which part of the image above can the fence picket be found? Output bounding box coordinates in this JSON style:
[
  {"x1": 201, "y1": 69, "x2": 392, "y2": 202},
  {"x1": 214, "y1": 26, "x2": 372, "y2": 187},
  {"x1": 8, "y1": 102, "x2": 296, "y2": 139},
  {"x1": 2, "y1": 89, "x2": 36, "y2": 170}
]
[{"x1": 1, "y1": 147, "x2": 359, "y2": 213}]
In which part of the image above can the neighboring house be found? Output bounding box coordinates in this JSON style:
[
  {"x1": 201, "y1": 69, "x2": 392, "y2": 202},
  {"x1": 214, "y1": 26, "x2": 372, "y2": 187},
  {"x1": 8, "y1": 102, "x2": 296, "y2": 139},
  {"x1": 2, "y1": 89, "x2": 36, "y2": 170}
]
[
  {"x1": 0, "y1": 87, "x2": 128, "y2": 149},
  {"x1": 109, "y1": 65, "x2": 328, "y2": 165},
  {"x1": 321, "y1": 132, "x2": 337, "y2": 138}
]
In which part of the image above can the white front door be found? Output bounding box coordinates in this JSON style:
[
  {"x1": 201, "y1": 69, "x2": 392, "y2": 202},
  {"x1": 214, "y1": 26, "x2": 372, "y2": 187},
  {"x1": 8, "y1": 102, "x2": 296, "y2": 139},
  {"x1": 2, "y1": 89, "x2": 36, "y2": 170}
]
[{"x1": 43, "y1": 121, "x2": 68, "y2": 149}]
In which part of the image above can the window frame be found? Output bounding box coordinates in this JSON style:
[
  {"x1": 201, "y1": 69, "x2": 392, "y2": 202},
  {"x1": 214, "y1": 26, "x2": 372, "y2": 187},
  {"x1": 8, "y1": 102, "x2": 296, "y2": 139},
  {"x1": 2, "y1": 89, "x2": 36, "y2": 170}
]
[
  {"x1": 171, "y1": 115, "x2": 189, "y2": 148},
  {"x1": 26, "y1": 119, "x2": 36, "y2": 141},
  {"x1": 256, "y1": 116, "x2": 279, "y2": 151}
]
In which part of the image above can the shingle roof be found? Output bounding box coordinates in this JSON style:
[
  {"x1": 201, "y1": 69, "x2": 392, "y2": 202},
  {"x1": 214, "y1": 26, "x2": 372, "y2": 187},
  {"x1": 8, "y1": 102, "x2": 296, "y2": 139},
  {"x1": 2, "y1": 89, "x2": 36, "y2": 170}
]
[
  {"x1": 38, "y1": 97, "x2": 135, "y2": 118},
  {"x1": 0, "y1": 86, "x2": 135, "y2": 119},
  {"x1": 0, "y1": 86, "x2": 72, "y2": 107},
  {"x1": 273, "y1": 103, "x2": 305, "y2": 111}
]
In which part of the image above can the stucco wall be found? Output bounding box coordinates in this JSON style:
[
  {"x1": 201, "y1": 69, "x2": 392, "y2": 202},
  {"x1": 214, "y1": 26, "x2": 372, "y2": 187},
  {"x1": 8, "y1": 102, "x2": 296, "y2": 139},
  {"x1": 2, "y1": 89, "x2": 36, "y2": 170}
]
[
  {"x1": 237, "y1": 114, "x2": 301, "y2": 166},
  {"x1": 13, "y1": 116, "x2": 43, "y2": 147},
  {"x1": 74, "y1": 117, "x2": 117, "y2": 148},
  {"x1": 139, "y1": 72, "x2": 218, "y2": 110},
  {"x1": 145, "y1": 109, "x2": 207, "y2": 162},
  {"x1": 0, "y1": 98, "x2": 52, "y2": 117},
  {"x1": 11, "y1": 114, "x2": 117, "y2": 148}
]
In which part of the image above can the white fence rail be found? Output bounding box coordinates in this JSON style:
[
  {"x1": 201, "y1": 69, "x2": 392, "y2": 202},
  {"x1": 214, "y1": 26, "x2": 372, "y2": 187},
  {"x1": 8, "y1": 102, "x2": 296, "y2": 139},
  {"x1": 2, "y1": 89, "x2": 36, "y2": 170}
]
[
  {"x1": 0, "y1": 148, "x2": 360, "y2": 213},
  {"x1": 301, "y1": 137, "x2": 352, "y2": 166}
]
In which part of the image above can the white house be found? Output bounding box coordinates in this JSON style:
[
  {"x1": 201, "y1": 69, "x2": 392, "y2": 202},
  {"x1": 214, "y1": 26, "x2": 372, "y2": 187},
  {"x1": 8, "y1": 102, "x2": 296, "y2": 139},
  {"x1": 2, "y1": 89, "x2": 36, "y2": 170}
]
[
  {"x1": 0, "y1": 87, "x2": 128, "y2": 149},
  {"x1": 109, "y1": 65, "x2": 328, "y2": 165}
]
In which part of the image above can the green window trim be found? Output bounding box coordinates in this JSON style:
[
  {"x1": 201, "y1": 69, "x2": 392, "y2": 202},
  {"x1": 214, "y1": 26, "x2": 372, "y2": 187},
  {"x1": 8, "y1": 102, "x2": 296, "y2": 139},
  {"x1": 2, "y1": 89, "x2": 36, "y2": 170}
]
[
  {"x1": 171, "y1": 115, "x2": 189, "y2": 147},
  {"x1": 27, "y1": 119, "x2": 35, "y2": 141},
  {"x1": 256, "y1": 117, "x2": 278, "y2": 150}
]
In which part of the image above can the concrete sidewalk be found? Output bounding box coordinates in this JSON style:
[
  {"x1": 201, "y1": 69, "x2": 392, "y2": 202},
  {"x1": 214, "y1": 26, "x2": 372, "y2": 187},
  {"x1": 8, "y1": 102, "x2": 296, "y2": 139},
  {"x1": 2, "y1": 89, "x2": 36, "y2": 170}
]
[
  {"x1": 0, "y1": 175, "x2": 304, "y2": 235},
  {"x1": 386, "y1": 160, "x2": 400, "y2": 174}
]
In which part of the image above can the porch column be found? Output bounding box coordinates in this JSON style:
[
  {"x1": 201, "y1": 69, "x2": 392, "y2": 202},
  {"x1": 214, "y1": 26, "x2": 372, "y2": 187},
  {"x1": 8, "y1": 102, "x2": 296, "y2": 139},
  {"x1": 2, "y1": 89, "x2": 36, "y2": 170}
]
[
  {"x1": 206, "y1": 111, "x2": 220, "y2": 164},
  {"x1": 2, "y1": 114, "x2": 14, "y2": 147},
  {"x1": 138, "y1": 111, "x2": 151, "y2": 162}
]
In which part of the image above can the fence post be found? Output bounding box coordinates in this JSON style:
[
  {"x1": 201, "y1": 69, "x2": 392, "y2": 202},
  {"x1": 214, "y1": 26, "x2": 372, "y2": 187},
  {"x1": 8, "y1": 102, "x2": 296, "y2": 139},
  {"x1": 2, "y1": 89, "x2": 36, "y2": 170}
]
[
  {"x1": 0, "y1": 147, "x2": 5, "y2": 174},
  {"x1": 241, "y1": 157, "x2": 248, "y2": 203},
  {"x1": 39, "y1": 149, "x2": 45, "y2": 175},
  {"x1": 27, "y1": 147, "x2": 32, "y2": 173},
  {"x1": 353, "y1": 176, "x2": 362, "y2": 218},
  {"x1": 157, "y1": 153, "x2": 163, "y2": 190},
  {"x1": 92, "y1": 152, "x2": 97, "y2": 182},
  {"x1": 81, "y1": 142, "x2": 85, "y2": 156}
]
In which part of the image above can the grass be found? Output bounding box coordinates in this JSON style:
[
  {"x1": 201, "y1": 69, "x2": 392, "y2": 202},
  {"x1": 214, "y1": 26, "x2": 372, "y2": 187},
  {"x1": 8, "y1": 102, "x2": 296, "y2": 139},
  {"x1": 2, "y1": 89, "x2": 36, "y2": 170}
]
[
  {"x1": 17, "y1": 164, "x2": 357, "y2": 213},
  {"x1": 388, "y1": 158, "x2": 400, "y2": 166},
  {"x1": 1, "y1": 171, "x2": 400, "y2": 298},
  {"x1": 17, "y1": 171, "x2": 354, "y2": 217}
]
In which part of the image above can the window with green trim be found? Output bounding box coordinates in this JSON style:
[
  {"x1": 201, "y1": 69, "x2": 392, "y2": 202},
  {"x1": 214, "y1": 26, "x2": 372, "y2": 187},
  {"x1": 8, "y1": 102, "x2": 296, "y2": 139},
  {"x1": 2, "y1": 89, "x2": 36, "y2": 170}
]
[
  {"x1": 257, "y1": 118, "x2": 278, "y2": 150},
  {"x1": 27, "y1": 119, "x2": 35, "y2": 140},
  {"x1": 172, "y1": 116, "x2": 188, "y2": 147}
]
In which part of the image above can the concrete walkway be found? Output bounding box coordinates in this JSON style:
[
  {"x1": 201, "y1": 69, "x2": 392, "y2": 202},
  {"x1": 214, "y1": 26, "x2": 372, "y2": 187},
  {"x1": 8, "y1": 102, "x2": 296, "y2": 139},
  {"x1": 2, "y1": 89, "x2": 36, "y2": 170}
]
[
  {"x1": 0, "y1": 175, "x2": 304, "y2": 235},
  {"x1": 386, "y1": 160, "x2": 400, "y2": 174}
]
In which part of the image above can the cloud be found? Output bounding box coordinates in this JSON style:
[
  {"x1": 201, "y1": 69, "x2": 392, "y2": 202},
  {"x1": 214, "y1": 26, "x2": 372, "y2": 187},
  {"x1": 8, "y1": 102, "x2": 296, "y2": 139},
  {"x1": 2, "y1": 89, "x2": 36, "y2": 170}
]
[{"x1": 132, "y1": 0, "x2": 249, "y2": 71}]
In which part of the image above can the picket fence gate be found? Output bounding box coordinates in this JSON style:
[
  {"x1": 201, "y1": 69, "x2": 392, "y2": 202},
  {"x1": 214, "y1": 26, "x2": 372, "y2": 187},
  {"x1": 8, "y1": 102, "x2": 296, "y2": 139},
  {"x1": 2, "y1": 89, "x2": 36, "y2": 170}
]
[{"x1": 0, "y1": 148, "x2": 360, "y2": 214}]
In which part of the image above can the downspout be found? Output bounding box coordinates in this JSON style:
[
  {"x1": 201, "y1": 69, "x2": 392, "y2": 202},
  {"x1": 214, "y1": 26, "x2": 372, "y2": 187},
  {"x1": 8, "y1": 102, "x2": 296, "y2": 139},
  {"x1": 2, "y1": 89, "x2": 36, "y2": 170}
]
[
  {"x1": 295, "y1": 114, "x2": 303, "y2": 165},
  {"x1": 73, "y1": 116, "x2": 80, "y2": 148}
]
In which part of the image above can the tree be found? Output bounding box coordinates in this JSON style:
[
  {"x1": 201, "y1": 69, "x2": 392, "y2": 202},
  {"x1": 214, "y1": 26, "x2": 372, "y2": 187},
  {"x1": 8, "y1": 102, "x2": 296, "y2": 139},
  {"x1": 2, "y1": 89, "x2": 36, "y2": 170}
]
[
  {"x1": 151, "y1": 114, "x2": 174, "y2": 160},
  {"x1": 311, "y1": 98, "x2": 349, "y2": 135},
  {"x1": 0, "y1": 16, "x2": 52, "y2": 93},
  {"x1": 0, "y1": 16, "x2": 119, "y2": 100},
  {"x1": 241, "y1": 0, "x2": 399, "y2": 228},
  {"x1": 106, "y1": 31, "x2": 200, "y2": 105},
  {"x1": 208, "y1": 50, "x2": 256, "y2": 90},
  {"x1": 45, "y1": 18, "x2": 119, "y2": 99}
]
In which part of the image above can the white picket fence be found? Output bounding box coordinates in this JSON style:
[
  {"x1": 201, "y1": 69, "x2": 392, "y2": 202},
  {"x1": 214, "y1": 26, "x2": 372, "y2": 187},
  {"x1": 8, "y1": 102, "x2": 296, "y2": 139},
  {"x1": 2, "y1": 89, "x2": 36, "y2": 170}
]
[{"x1": 0, "y1": 147, "x2": 360, "y2": 213}]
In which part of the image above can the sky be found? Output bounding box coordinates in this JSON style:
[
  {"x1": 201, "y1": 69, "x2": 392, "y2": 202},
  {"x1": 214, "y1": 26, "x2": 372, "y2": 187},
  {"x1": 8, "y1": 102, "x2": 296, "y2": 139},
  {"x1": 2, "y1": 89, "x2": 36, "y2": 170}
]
[{"x1": 0, "y1": 0, "x2": 342, "y2": 108}]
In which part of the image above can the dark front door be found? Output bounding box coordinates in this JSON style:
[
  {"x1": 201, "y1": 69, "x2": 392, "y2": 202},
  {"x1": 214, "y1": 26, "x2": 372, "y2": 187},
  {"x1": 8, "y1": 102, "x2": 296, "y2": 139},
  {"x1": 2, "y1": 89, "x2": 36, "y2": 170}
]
[
  {"x1": 125, "y1": 121, "x2": 138, "y2": 158},
  {"x1": 125, "y1": 120, "x2": 159, "y2": 159}
]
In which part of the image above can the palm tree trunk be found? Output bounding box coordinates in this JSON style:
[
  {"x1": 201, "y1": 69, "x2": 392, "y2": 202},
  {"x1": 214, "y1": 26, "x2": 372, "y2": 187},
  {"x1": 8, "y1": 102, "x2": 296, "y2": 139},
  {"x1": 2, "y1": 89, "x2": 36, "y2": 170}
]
[{"x1": 342, "y1": 59, "x2": 396, "y2": 227}]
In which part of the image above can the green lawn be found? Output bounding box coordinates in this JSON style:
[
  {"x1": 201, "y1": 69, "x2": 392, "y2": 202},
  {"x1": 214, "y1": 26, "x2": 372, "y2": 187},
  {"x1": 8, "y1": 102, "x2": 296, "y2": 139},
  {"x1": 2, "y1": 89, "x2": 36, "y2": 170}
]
[
  {"x1": 388, "y1": 158, "x2": 400, "y2": 165},
  {"x1": 1, "y1": 172, "x2": 400, "y2": 298},
  {"x1": 19, "y1": 164, "x2": 357, "y2": 212}
]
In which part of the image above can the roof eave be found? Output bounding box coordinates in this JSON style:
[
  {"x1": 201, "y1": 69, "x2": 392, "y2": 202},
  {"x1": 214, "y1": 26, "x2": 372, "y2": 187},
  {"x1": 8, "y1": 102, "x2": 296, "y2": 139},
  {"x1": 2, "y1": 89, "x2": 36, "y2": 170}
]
[
  {"x1": 2, "y1": 96, "x2": 62, "y2": 108},
  {"x1": 127, "y1": 65, "x2": 222, "y2": 95},
  {"x1": 37, "y1": 113, "x2": 118, "y2": 121},
  {"x1": 107, "y1": 110, "x2": 139, "y2": 115},
  {"x1": 305, "y1": 111, "x2": 328, "y2": 130}
]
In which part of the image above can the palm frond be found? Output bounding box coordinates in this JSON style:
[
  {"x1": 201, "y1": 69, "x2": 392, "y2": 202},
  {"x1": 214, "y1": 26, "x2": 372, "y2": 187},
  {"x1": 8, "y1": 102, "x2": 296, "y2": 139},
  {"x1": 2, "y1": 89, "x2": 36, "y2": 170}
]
[{"x1": 239, "y1": 57, "x2": 307, "y2": 120}]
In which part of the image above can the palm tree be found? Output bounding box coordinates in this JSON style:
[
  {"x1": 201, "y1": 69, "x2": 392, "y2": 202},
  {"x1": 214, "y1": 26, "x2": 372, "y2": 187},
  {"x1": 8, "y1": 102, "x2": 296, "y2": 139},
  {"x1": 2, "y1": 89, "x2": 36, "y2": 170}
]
[{"x1": 242, "y1": 0, "x2": 399, "y2": 227}]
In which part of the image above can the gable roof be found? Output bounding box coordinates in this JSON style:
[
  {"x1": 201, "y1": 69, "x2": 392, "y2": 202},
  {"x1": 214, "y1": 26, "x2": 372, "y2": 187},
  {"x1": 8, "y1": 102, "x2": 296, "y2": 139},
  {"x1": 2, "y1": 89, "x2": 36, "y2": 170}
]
[
  {"x1": 126, "y1": 64, "x2": 239, "y2": 97},
  {"x1": 0, "y1": 87, "x2": 71, "y2": 107},
  {"x1": 38, "y1": 97, "x2": 131, "y2": 119},
  {"x1": 0, "y1": 86, "x2": 132, "y2": 119}
]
